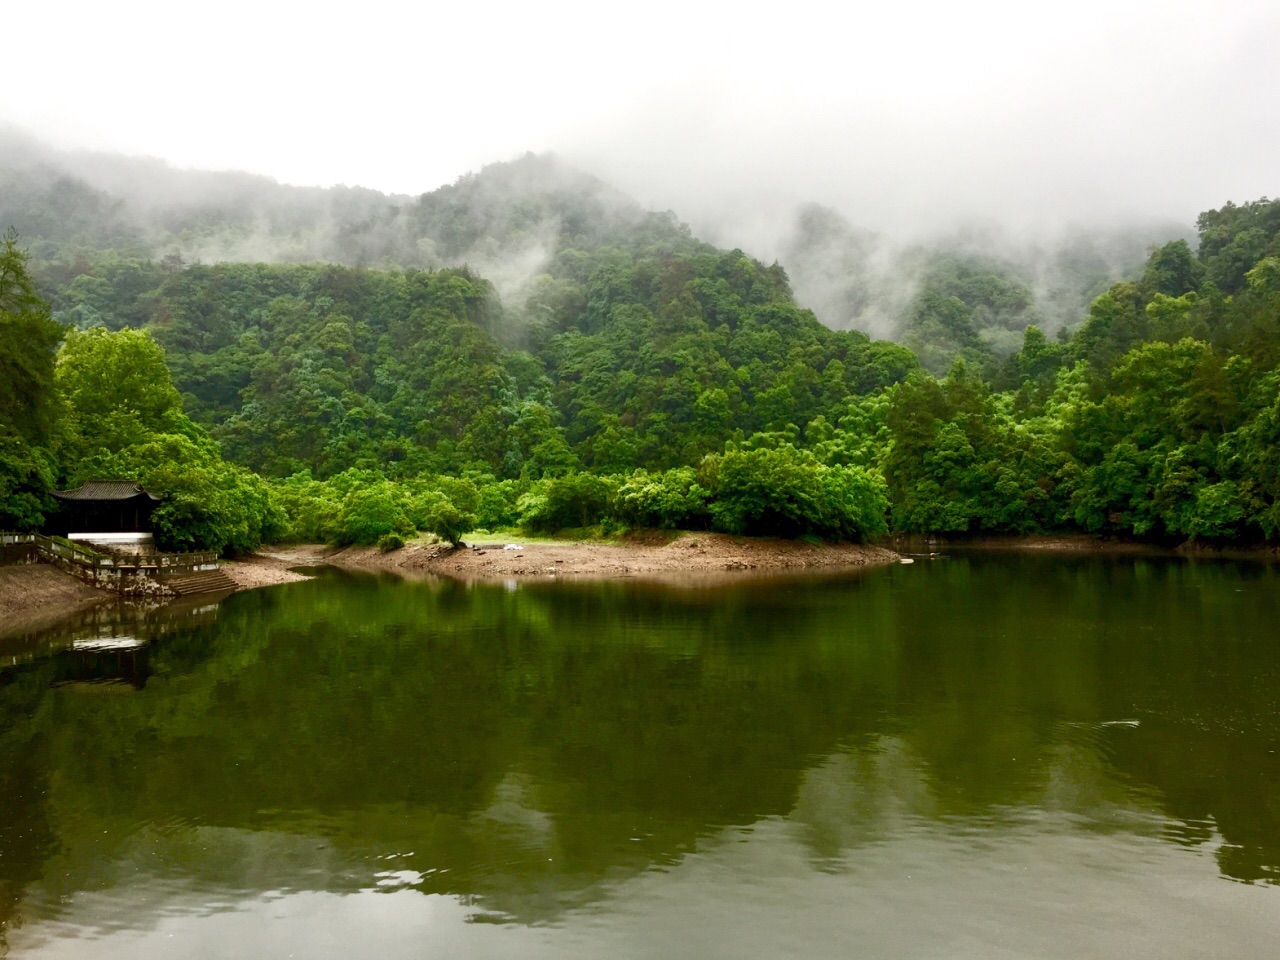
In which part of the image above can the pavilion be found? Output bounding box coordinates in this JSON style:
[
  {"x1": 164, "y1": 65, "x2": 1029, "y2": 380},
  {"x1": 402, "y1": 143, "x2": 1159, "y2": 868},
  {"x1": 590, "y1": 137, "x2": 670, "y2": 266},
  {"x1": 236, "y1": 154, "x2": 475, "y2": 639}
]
[{"x1": 50, "y1": 480, "x2": 161, "y2": 550}]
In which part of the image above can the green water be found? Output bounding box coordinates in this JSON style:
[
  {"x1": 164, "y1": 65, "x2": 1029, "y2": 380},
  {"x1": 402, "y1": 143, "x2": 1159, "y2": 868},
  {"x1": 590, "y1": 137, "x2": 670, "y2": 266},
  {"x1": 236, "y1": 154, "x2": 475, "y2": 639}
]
[{"x1": 2, "y1": 555, "x2": 1278, "y2": 958}]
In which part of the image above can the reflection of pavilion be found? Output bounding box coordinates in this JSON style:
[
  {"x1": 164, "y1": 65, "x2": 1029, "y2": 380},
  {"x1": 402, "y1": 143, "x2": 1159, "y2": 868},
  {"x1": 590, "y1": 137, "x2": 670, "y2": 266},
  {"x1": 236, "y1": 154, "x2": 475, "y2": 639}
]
[
  {"x1": 50, "y1": 480, "x2": 160, "y2": 553},
  {"x1": 0, "y1": 597, "x2": 226, "y2": 677}
]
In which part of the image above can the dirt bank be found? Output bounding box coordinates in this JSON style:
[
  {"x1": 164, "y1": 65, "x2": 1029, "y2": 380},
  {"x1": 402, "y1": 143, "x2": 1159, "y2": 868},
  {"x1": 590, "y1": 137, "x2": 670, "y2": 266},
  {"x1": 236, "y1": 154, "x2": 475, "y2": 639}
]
[
  {"x1": 220, "y1": 550, "x2": 316, "y2": 590},
  {"x1": 319, "y1": 533, "x2": 900, "y2": 583},
  {"x1": 0, "y1": 565, "x2": 110, "y2": 639},
  {"x1": 1, "y1": 552, "x2": 313, "y2": 643}
]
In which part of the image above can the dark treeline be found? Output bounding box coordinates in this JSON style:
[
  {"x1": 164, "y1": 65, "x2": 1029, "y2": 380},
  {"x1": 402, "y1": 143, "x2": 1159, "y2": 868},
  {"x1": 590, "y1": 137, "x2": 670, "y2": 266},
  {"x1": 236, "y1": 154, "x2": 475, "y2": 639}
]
[{"x1": 1, "y1": 143, "x2": 1278, "y2": 551}]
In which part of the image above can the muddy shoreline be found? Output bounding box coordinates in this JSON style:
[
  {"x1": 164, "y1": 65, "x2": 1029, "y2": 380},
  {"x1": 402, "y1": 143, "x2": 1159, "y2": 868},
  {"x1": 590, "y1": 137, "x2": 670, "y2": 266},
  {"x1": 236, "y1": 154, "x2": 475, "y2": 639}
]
[
  {"x1": 263, "y1": 533, "x2": 902, "y2": 585},
  {"x1": 6, "y1": 531, "x2": 1273, "y2": 642},
  {"x1": 220, "y1": 552, "x2": 314, "y2": 589},
  {"x1": 0, "y1": 565, "x2": 111, "y2": 640},
  {"x1": 1, "y1": 536, "x2": 898, "y2": 647}
]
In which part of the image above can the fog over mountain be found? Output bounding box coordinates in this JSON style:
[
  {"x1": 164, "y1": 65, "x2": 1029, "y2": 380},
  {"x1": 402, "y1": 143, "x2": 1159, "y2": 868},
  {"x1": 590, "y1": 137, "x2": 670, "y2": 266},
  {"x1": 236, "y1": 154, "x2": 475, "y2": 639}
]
[
  {"x1": 3, "y1": 0, "x2": 1276, "y2": 349},
  {"x1": 5, "y1": 1, "x2": 1275, "y2": 240},
  {"x1": 0, "y1": 127, "x2": 658, "y2": 312},
  {"x1": 1, "y1": 122, "x2": 1188, "y2": 354}
]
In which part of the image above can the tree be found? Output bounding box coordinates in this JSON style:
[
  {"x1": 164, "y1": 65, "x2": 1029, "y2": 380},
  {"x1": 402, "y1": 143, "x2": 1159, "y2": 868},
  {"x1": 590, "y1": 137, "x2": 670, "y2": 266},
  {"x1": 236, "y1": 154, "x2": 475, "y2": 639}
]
[
  {"x1": 518, "y1": 473, "x2": 617, "y2": 531},
  {"x1": 1, "y1": 230, "x2": 65, "y2": 442},
  {"x1": 335, "y1": 482, "x2": 414, "y2": 547},
  {"x1": 52, "y1": 328, "x2": 284, "y2": 553},
  {"x1": 412, "y1": 489, "x2": 475, "y2": 546},
  {"x1": 1141, "y1": 240, "x2": 1201, "y2": 297},
  {"x1": 706, "y1": 443, "x2": 888, "y2": 540},
  {"x1": 0, "y1": 231, "x2": 64, "y2": 529},
  {"x1": 56, "y1": 327, "x2": 188, "y2": 461}
]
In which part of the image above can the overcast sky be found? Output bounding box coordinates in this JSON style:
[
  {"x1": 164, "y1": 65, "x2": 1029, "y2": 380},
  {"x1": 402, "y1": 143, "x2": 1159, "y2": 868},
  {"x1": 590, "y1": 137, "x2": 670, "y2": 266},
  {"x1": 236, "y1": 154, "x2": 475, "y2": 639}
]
[{"x1": 5, "y1": 0, "x2": 1278, "y2": 243}]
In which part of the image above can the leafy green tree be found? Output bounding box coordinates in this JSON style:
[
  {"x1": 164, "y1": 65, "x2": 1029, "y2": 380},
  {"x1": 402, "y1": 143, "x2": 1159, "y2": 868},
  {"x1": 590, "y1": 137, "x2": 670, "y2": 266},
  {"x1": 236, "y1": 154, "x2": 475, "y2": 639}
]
[
  {"x1": 1197, "y1": 198, "x2": 1280, "y2": 294},
  {"x1": 0, "y1": 231, "x2": 64, "y2": 529},
  {"x1": 518, "y1": 473, "x2": 617, "y2": 531},
  {"x1": 335, "y1": 482, "x2": 414, "y2": 547},
  {"x1": 1221, "y1": 371, "x2": 1280, "y2": 538},
  {"x1": 0, "y1": 437, "x2": 56, "y2": 530},
  {"x1": 1, "y1": 230, "x2": 65, "y2": 444},
  {"x1": 706, "y1": 443, "x2": 887, "y2": 540},
  {"x1": 1141, "y1": 240, "x2": 1201, "y2": 297},
  {"x1": 270, "y1": 473, "x2": 345, "y2": 542},
  {"x1": 614, "y1": 467, "x2": 710, "y2": 529},
  {"x1": 1070, "y1": 282, "x2": 1150, "y2": 373},
  {"x1": 474, "y1": 480, "x2": 524, "y2": 530},
  {"x1": 56, "y1": 327, "x2": 188, "y2": 461},
  {"x1": 410, "y1": 488, "x2": 475, "y2": 546}
]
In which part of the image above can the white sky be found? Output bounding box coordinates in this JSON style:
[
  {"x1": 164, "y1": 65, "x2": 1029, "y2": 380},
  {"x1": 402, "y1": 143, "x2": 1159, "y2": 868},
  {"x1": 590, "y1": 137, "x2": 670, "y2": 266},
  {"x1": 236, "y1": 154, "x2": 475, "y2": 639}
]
[{"x1": 5, "y1": 0, "x2": 1278, "y2": 240}]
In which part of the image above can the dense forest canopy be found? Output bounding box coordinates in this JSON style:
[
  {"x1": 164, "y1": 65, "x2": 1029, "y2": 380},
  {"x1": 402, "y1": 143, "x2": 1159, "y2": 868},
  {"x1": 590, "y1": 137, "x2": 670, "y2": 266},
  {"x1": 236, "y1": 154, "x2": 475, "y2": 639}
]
[{"x1": 1, "y1": 135, "x2": 1277, "y2": 552}]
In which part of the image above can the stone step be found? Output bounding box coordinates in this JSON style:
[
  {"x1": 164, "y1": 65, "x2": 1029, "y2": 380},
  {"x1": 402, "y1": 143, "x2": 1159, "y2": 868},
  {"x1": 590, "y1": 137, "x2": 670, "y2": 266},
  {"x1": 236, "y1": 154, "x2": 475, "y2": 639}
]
[{"x1": 164, "y1": 571, "x2": 238, "y2": 596}]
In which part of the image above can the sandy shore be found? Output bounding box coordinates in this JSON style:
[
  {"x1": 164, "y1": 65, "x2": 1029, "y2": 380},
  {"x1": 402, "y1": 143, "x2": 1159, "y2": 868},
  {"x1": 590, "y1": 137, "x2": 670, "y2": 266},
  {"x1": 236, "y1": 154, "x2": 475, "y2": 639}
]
[
  {"x1": 0, "y1": 565, "x2": 110, "y2": 639},
  {"x1": 2, "y1": 551, "x2": 314, "y2": 639},
  {"x1": 240, "y1": 533, "x2": 1277, "y2": 589},
  {"x1": 109, "y1": 534, "x2": 902, "y2": 596},
  {"x1": 315, "y1": 533, "x2": 901, "y2": 583},
  {"x1": 6, "y1": 530, "x2": 1269, "y2": 641},
  {"x1": 220, "y1": 551, "x2": 316, "y2": 589}
]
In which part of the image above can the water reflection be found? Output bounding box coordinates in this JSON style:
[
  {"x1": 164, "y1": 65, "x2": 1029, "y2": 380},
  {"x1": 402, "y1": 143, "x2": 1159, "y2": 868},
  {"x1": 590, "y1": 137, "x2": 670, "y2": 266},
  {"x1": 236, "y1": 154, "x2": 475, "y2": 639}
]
[{"x1": 1, "y1": 556, "x2": 1278, "y2": 956}]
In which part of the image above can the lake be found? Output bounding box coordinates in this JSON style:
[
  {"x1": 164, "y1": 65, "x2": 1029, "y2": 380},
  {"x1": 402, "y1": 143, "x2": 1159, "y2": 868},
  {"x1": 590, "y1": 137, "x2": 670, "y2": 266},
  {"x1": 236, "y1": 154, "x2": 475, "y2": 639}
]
[{"x1": 2, "y1": 554, "x2": 1278, "y2": 958}]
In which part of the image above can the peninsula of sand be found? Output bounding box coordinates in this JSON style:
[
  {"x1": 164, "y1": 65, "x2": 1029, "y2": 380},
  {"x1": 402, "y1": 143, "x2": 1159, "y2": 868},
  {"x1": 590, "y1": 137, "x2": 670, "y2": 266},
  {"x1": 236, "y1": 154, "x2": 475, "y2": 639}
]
[
  {"x1": 0, "y1": 534, "x2": 900, "y2": 638},
  {"x1": 244, "y1": 533, "x2": 901, "y2": 586}
]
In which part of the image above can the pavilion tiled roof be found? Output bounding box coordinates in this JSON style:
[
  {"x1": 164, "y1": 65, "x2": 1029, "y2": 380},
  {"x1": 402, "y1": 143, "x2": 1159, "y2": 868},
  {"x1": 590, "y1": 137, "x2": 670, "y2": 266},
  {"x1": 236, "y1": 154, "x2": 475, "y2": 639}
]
[{"x1": 51, "y1": 480, "x2": 161, "y2": 502}]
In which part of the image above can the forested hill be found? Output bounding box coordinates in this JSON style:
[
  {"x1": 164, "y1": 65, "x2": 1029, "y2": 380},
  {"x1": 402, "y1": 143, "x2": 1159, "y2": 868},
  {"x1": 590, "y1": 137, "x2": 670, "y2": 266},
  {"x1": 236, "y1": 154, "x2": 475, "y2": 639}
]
[
  {"x1": 3, "y1": 128, "x2": 1175, "y2": 371},
  {"x1": 0, "y1": 127, "x2": 657, "y2": 296},
  {"x1": 2, "y1": 130, "x2": 1279, "y2": 552},
  {"x1": 778, "y1": 203, "x2": 1185, "y2": 372},
  {"x1": 38, "y1": 238, "x2": 918, "y2": 479}
]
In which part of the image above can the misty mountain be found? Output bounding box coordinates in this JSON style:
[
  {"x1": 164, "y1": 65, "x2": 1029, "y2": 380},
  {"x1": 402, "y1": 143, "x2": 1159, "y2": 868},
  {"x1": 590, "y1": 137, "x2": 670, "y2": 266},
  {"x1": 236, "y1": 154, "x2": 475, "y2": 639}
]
[
  {"x1": 0, "y1": 131, "x2": 716, "y2": 350},
  {"x1": 5, "y1": 122, "x2": 1280, "y2": 550},
  {"x1": 1, "y1": 128, "x2": 663, "y2": 296},
  {"x1": 2, "y1": 126, "x2": 1191, "y2": 369},
  {"x1": 778, "y1": 202, "x2": 1189, "y2": 371}
]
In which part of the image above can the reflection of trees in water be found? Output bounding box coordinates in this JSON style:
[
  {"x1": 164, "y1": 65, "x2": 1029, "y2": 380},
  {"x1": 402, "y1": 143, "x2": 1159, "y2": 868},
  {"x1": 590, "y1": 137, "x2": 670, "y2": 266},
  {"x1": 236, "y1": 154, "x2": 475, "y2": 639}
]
[
  {"x1": 0, "y1": 668, "x2": 59, "y2": 955},
  {"x1": 1, "y1": 556, "x2": 1278, "y2": 936}
]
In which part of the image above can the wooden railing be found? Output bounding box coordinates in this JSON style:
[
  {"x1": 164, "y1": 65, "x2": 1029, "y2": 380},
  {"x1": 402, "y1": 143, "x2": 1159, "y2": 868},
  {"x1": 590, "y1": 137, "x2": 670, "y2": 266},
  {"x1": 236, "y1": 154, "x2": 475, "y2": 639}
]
[{"x1": 0, "y1": 532, "x2": 219, "y2": 584}]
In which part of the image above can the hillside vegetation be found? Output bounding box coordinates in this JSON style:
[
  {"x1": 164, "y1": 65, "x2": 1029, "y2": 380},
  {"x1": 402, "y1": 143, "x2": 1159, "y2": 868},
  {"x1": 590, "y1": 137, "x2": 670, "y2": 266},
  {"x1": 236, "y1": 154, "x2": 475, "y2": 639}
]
[{"x1": 2, "y1": 137, "x2": 1278, "y2": 551}]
